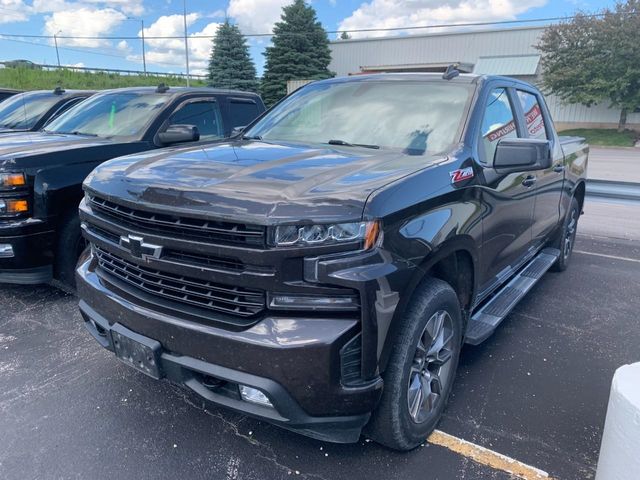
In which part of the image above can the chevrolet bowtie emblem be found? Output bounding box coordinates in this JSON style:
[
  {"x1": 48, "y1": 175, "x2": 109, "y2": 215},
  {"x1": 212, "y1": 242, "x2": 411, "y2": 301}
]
[{"x1": 119, "y1": 235, "x2": 163, "y2": 261}]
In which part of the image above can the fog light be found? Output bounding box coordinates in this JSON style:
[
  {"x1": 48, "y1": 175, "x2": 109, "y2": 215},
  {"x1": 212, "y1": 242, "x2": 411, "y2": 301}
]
[
  {"x1": 239, "y1": 385, "x2": 273, "y2": 408},
  {"x1": 0, "y1": 198, "x2": 28, "y2": 215},
  {"x1": 269, "y1": 294, "x2": 360, "y2": 311},
  {"x1": 0, "y1": 244, "x2": 14, "y2": 258}
]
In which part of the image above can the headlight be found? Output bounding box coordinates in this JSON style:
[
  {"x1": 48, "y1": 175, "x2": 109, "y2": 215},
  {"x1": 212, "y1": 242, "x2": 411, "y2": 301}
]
[
  {"x1": 0, "y1": 172, "x2": 26, "y2": 189},
  {"x1": 273, "y1": 221, "x2": 380, "y2": 249},
  {"x1": 0, "y1": 198, "x2": 29, "y2": 215}
]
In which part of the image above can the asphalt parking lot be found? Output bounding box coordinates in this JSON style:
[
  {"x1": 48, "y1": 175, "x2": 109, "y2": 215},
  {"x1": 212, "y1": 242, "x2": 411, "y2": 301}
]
[{"x1": 1, "y1": 200, "x2": 639, "y2": 480}]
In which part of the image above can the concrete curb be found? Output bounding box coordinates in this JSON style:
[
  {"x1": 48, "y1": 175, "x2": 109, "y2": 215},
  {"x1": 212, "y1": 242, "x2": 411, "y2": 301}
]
[{"x1": 595, "y1": 363, "x2": 640, "y2": 480}]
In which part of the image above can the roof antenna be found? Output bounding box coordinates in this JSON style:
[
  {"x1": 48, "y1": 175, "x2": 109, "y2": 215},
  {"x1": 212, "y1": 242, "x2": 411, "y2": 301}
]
[
  {"x1": 53, "y1": 86, "x2": 65, "y2": 95},
  {"x1": 442, "y1": 64, "x2": 460, "y2": 80},
  {"x1": 156, "y1": 83, "x2": 170, "y2": 93}
]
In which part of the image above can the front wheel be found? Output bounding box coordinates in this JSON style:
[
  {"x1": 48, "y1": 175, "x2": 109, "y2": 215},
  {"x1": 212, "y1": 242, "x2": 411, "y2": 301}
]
[
  {"x1": 54, "y1": 211, "x2": 87, "y2": 288},
  {"x1": 366, "y1": 278, "x2": 463, "y2": 451},
  {"x1": 551, "y1": 196, "x2": 580, "y2": 272}
]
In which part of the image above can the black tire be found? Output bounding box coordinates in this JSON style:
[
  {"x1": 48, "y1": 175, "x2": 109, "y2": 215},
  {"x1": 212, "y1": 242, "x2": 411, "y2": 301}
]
[
  {"x1": 54, "y1": 210, "x2": 86, "y2": 288},
  {"x1": 550, "y1": 197, "x2": 580, "y2": 272},
  {"x1": 365, "y1": 278, "x2": 463, "y2": 451}
]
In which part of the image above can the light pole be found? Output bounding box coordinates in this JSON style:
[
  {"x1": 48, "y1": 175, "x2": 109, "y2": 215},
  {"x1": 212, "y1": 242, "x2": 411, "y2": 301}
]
[
  {"x1": 53, "y1": 30, "x2": 61, "y2": 67},
  {"x1": 183, "y1": 0, "x2": 190, "y2": 86},
  {"x1": 128, "y1": 17, "x2": 147, "y2": 75}
]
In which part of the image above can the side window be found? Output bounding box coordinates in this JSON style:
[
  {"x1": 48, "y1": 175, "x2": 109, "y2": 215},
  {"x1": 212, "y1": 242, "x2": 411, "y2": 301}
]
[
  {"x1": 229, "y1": 99, "x2": 260, "y2": 129},
  {"x1": 480, "y1": 88, "x2": 519, "y2": 163},
  {"x1": 169, "y1": 100, "x2": 224, "y2": 140},
  {"x1": 517, "y1": 90, "x2": 548, "y2": 140}
]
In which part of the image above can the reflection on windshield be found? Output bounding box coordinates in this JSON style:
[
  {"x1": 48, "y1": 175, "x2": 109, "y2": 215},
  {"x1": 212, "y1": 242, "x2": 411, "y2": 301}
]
[
  {"x1": 45, "y1": 92, "x2": 168, "y2": 138},
  {"x1": 246, "y1": 81, "x2": 472, "y2": 155},
  {"x1": 0, "y1": 92, "x2": 60, "y2": 130}
]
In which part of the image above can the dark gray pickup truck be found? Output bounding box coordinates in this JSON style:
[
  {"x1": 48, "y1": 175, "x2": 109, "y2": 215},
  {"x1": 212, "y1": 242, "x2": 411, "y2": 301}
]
[{"x1": 77, "y1": 72, "x2": 588, "y2": 450}]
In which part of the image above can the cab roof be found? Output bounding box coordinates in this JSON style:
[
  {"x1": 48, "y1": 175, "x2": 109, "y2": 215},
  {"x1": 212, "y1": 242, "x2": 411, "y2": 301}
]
[{"x1": 95, "y1": 86, "x2": 262, "y2": 98}]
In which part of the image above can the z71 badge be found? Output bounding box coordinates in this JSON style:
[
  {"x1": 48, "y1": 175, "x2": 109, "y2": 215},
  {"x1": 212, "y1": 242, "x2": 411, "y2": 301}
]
[{"x1": 450, "y1": 167, "x2": 474, "y2": 183}]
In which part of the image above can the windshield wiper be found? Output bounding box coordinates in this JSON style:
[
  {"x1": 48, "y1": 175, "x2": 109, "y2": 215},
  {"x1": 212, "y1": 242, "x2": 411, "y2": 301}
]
[
  {"x1": 327, "y1": 139, "x2": 380, "y2": 149},
  {"x1": 49, "y1": 130, "x2": 98, "y2": 137},
  {"x1": 242, "y1": 134, "x2": 262, "y2": 140}
]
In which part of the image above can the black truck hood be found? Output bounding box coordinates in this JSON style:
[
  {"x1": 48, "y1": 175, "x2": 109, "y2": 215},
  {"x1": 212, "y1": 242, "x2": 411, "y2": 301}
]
[
  {"x1": 0, "y1": 132, "x2": 149, "y2": 174},
  {"x1": 0, "y1": 132, "x2": 116, "y2": 160},
  {"x1": 85, "y1": 140, "x2": 446, "y2": 224}
]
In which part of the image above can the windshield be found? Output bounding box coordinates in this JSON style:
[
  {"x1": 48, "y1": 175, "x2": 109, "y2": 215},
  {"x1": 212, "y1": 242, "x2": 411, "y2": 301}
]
[
  {"x1": 245, "y1": 80, "x2": 472, "y2": 155},
  {"x1": 44, "y1": 92, "x2": 169, "y2": 138},
  {"x1": 0, "y1": 92, "x2": 61, "y2": 130}
]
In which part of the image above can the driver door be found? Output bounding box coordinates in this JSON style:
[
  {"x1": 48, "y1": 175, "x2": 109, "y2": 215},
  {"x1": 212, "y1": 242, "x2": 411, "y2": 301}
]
[
  {"x1": 167, "y1": 98, "x2": 225, "y2": 142},
  {"x1": 478, "y1": 87, "x2": 537, "y2": 294}
]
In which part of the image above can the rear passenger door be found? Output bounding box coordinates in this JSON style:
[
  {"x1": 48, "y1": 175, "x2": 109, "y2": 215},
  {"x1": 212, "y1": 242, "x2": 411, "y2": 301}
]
[
  {"x1": 515, "y1": 89, "x2": 562, "y2": 245},
  {"x1": 477, "y1": 86, "x2": 537, "y2": 293},
  {"x1": 226, "y1": 97, "x2": 262, "y2": 134},
  {"x1": 167, "y1": 98, "x2": 225, "y2": 142}
]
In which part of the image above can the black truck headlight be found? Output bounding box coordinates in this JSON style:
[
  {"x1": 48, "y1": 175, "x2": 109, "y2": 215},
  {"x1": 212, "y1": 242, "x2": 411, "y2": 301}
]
[
  {"x1": 273, "y1": 221, "x2": 380, "y2": 249},
  {"x1": 0, "y1": 198, "x2": 29, "y2": 215},
  {"x1": 0, "y1": 172, "x2": 26, "y2": 189}
]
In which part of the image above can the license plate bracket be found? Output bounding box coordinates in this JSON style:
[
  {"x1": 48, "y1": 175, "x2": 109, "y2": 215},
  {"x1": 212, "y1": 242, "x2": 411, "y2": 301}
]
[{"x1": 111, "y1": 323, "x2": 163, "y2": 379}]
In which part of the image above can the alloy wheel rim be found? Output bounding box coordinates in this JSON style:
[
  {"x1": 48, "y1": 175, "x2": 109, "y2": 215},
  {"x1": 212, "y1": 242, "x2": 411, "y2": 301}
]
[
  {"x1": 564, "y1": 209, "x2": 577, "y2": 260},
  {"x1": 407, "y1": 310, "x2": 455, "y2": 424}
]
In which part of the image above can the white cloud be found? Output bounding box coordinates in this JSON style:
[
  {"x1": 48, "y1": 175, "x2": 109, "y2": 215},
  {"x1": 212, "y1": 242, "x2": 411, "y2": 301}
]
[
  {"x1": 337, "y1": 0, "x2": 547, "y2": 38},
  {"x1": 0, "y1": 0, "x2": 30, "y2": 24},
  {"x1": 227, "y1": 0, "x2": 292, "y2": 34},
  {"x1": 131, "y1": 14, "x2": 220, "y2": 74},
  {"x1": 32, "y1": 0, "x2": 144, "y2": 16},
  {"x1": 43, "y1": 7, "x2": 126, "y2": 47}
]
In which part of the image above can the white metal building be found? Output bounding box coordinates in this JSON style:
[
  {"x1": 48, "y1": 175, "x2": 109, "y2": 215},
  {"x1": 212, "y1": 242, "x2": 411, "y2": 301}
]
[{"x1": 327, "y1": 26, "x2": 640, "y2": 131}]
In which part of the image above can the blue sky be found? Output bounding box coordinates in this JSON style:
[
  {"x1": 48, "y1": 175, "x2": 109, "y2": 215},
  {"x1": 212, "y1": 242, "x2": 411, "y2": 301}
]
[{"x1": 0, "y1": 0, "x2": 618, "y2": 76}]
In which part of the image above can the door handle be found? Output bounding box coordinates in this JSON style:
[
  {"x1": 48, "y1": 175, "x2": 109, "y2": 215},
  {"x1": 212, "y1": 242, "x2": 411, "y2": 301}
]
[
  {"x1": 553, "y1": 164, "x2": 565, "y2": 173},
  {"x1": 522, "y1": 175, "x2": 537, "y2": 187}
]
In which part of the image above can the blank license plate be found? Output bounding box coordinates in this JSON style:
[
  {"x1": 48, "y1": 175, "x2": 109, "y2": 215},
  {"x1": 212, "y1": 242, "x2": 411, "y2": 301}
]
[{"x1": 111, "y1": 324, "x2": 162, "y2": 379}]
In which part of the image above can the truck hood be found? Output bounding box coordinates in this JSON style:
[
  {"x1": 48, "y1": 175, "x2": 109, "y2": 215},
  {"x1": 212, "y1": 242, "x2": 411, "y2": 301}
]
[
  {"x1": 85, "y1": 140, "x2": 446, "y2": 224},
  {"x1": 0, "y1": 131, "x2": 118, "y2": 162}
]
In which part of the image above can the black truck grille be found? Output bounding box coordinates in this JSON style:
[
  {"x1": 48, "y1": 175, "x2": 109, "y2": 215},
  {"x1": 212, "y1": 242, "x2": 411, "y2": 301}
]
[
  {"x1": 94, "y1": 247, "x2": 266, "y2": 318},
  {"x1": 89, "y1": 195, "x2": 266, "y2": 247}
]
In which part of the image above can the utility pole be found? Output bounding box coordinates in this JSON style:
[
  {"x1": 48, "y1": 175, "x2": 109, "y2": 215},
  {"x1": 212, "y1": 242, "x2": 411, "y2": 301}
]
[
  {"x1": 127, "y1": 17, "x2": 147, "y2": 75},
  {"x1": 53, "y1": 30, "x2": 61, "y2": 67},
  {"x1": 183, "y1": 0, "x2": 190, "y2": 86}
]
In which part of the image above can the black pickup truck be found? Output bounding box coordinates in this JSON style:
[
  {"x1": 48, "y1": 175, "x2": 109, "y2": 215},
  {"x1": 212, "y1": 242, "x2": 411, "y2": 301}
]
[
  {"x1": 77, "y1": 73, "x2": 588, "y2": 450},
  {"x1": 0, "y1": 86, "x2": 265, "y2": 286},
  {"x1": 0, "y1": 88, "x2": 94, "y2": 134},
  {"x1": 0, "y1": 88, "x2": 22, "y2": 103}
]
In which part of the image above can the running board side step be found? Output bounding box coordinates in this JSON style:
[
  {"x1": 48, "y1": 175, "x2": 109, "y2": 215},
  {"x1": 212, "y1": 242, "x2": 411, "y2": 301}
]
[{"x1": 464, "y1": 248, "x2": 560, "y2": 345}]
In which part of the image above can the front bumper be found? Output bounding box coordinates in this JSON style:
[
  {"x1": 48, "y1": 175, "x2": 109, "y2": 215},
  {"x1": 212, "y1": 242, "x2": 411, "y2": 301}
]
[
  {"x1": 0, "y1": 219, "x2": 55, "y2": 284},
  {"x1": 77, "y1": 258, "x2": 384, "y2": 443}
]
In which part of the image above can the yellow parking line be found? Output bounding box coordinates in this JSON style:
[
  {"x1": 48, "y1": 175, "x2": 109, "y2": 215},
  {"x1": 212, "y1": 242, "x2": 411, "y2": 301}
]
[{"x1": 428, "y1": 430, "x2": 551, "y2": 480}]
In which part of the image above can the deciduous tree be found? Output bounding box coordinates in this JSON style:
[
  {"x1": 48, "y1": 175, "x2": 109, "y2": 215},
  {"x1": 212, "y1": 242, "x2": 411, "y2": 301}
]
[{"x1": 537, "y1": 0, "x2": 640, "y2": 131}]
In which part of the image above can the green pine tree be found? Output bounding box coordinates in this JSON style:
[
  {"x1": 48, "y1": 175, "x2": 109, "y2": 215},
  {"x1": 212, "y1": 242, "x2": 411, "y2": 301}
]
[
  {"x1": 261, "y1": 0, "x2": 334, "y2": 106},
  {"x1": 207, "y1": 20, "x2": 259, "y2": 92}
]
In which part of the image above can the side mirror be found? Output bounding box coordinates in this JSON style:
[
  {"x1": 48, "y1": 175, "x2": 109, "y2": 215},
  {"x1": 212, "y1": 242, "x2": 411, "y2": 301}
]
[
  {"x1": 158, "y1": 124, "x2": 200, "y2": 145},
  {"x1": 231, "y1": 125, "x2": 246, "y2": 137},
  {"x1": 493, "y1": 138, "x2": 552, "y2": 172}
]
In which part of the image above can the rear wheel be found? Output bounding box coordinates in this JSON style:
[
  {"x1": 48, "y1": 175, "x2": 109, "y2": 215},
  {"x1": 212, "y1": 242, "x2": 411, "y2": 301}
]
[
  {"x1": 54, "y1": 211, "x2": 86, "y2": 288},
  {"x1": 551, "y1": 196, "x2": 580, "y2": 272},
  {"x1": 366, "y1": 278, "x2": 463, "y2": 451}
]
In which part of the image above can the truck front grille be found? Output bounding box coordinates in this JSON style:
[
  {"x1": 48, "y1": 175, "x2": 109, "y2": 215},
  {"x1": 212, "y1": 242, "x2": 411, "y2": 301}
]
[
  {"x1": 94, "y1": 246, "x2": 266, "y2": 318},
  {"x1": 89, "y1": 195, "x2": 266, "y2": 247}
]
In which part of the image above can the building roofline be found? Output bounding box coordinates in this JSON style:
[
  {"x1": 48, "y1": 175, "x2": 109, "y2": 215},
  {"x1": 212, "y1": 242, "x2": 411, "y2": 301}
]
[{"x1": 330, "y1": 24, "x2": 548, "y2": 45}]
